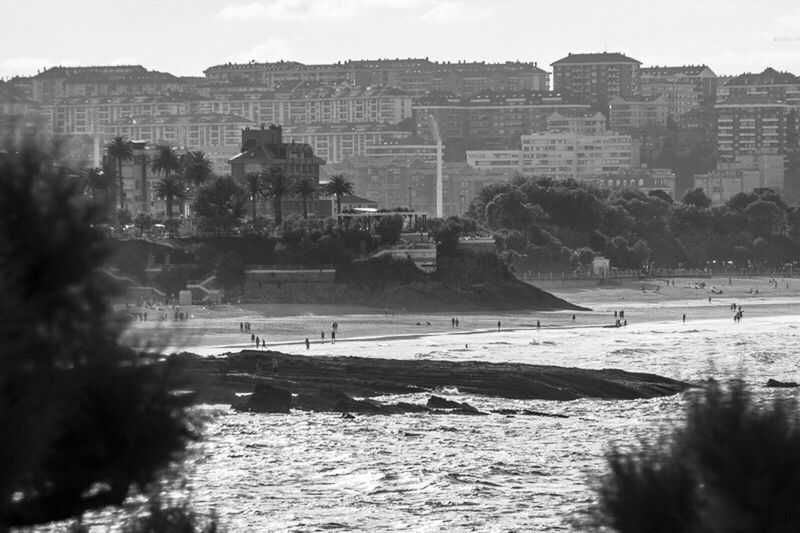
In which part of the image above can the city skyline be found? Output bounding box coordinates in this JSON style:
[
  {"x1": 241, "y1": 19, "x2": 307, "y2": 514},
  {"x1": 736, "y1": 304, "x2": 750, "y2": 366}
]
[{"x1": 2, "y1": 0, "x2": 799, "y2": 80}]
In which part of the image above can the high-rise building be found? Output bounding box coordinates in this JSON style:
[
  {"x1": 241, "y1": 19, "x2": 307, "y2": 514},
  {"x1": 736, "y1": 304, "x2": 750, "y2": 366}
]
[
  {"x1": 715, "y1": 95, "x2": 797, "y2": 161},
  {"x1": 551, "y1": 52, "x2": 642, "y2": 111}
]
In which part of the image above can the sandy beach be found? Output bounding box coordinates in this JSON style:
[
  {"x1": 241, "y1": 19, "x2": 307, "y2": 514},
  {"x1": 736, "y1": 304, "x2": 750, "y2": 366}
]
[{"x1": 121, "y1": 275, "x2": 800, "y2": 357}]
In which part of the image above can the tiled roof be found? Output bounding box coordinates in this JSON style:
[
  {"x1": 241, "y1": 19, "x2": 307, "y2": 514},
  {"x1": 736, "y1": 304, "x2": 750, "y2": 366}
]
[
  {"x1": 33, "y1": 65, "x2": 148, "y2": 79},
  {"x1": 551, "y1": 52, "x2": 641, "y2": 65},
  {"x1": 641, "y1": 65, "x2": 714, "y2": 77},
  {"x1": 725, "y1": 68, "x2": 800, "y2": 86}
]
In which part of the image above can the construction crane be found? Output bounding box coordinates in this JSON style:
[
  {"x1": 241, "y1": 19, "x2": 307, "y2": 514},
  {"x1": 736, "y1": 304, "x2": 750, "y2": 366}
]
[{"x1": 424, "y1": 114, "x2": 444, "y2": 218}]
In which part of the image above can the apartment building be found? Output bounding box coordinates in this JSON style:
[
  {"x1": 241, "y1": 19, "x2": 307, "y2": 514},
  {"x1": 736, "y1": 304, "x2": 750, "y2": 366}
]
[
  {"x1": 100, "y1": 113, "x2": 253, "y2": 151},
  {"x1": 42, "y1": 94, "x2": 196, "y2": 135},
  {"x1": 203, "y1": 58, "x2": 549, "y2": 97},
  {"x1": 582, "y1": 168, "x2": 676, "y2": 198},
  {"x1": 413, "y1": 90, "x2": 591, "y2": 153},
  {"x1": 466, "y1": 129, "x2": 637, "y2": 181},
  {"x1": 365, "y1": 141, "x2": 441, "y2": 163},
  {"x1": 723, "y1": 68, "x2": 800, "y2": 106},
  {"x1": 694, "y1": 154, "x2": 785, "y2": 203},
  {"x1": 520, "y1": 130, "x2": 637, "y2": 178},
  {"x1": 640, "y1": 65, "x2": 717, "y2": 114},
  {"x1": 42, "y1": 83, "x2": 412, "y2": 138},
  {"x1": 30, "y1": 65, "x2": 190, "y2": 103},
  {"x1": 715, "y1": 95, "x2": 796, "y2": 161},
  {"x1": 325, "y1": 156, "x2": 507, "y2": 215},
  {"x1": 546, "y1": 110, "x2": 607, "y2": 135},
  {"x1": 551, "y1": 52, "x2": 641, "y2": 111},
  {"x1": 196, "y1": 83, "x2": 413, "y2": 125},
  {"x1": 282, "y1": 123, "x2": 412, "y2": 164},
  {"x1": 609, "y1": 96, "x2": 669, "y2": 130}
]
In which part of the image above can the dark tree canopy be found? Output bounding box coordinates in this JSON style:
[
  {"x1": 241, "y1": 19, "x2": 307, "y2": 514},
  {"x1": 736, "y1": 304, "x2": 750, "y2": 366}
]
[
  {"x1": 193, "y1": 176, "x2": 248, "y2": 235},
  {"x1": 0, "y1": 147, "x2": 196, "y2": 528}
]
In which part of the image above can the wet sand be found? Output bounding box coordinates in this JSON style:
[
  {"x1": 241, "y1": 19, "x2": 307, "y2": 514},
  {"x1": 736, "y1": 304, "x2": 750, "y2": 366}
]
[{"x1": 120, "y1": 275, "x2": 800, "y2": 356}]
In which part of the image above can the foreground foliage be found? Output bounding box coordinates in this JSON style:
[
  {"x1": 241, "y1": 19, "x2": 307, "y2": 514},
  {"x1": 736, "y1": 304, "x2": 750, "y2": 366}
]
[
  {"x1": 0, "y1": 147, "x2": 198, "y2": 528},
  {"x1": 594, "y1": 382, "x2": 800, "y2": 532}
]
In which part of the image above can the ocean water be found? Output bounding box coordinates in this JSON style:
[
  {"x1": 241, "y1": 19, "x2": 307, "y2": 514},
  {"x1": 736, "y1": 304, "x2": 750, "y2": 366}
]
[{"x1": 163, "y1": 298, "x2": 800, "y2": 532}]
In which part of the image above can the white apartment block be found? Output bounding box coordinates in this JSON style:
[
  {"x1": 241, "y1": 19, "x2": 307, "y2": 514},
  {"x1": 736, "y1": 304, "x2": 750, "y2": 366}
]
[
  {"x1": 100, "y1": 113, "x2": 253, "y2": 149},
  {"x1": 282, "y1": 124, "x2": 411, "y2": 163},
  {"x1": 466, "y1": 150, "x2": 523, "y2": 173},
  {"x1": 466, "y1": 131, "x2": 636, "y2": 180},
  {"x1": 520, "y1": 131, "x2": 636, "y2": 179},
  {"x1": 195, "y1": 87, "x2": 412, "y2": 126}
]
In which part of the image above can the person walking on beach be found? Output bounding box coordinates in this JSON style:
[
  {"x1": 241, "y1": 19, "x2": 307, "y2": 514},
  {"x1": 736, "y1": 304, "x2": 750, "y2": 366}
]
[
  {"x1": 331, "y1": 330, "x2": 336, "y2": 344},
  {"x1": 455, "y1": 318, "x2": 459, "y2": 328},
  {"x1": 572, "y1": 315, "x2": 575, "y2": 324},
  {"x1": 321, "y1": 330, "x2": 325, "y2": 340},
  {"x1": 240, "y1": 322, "x2": 243, "y2": 332},
  {"x1": 451, "y1": 317, "x2": 455, "y2": 328},
  {"x1": 305, "y1": 337, "x2": 310, "y2": 350},
  {"x1": 682, "y1": 314, "x2": 686, "y2": 324},
  {"x1": 251, "y1": 333, "x2": 255, "y2": 344},
  {"x1": 255, "y1": 336, "x2": 260, "y2": 348},
  {"x1": 537, "y1": 320, "x2": 540, "y2": 331},
  {"x1": 497, "y1": 320, "x2": 501, "y2": 331}
]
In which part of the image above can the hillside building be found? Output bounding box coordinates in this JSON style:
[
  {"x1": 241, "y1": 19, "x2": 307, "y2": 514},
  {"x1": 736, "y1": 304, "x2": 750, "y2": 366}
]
[{"x1": 551, "y1": 52, "x2": 642, "y2": 111}]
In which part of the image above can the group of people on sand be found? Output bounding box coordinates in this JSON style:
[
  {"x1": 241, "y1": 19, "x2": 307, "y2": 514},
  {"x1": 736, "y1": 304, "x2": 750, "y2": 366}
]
[
  {"x1": 450, "y1": 317, "x2": 460, "y2": 328},
  {"x1": 613, "y1": 309, "x2": 627, "y2": 327},
  {"x1": 241, "y1": 322, "x2": 269, "y2": 350},
  {"x1": 730, "y1": 302, "x2": 745, "y2": 322}
]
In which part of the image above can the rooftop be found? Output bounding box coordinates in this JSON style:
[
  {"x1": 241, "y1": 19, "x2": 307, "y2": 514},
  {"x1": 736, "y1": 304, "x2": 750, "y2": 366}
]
[
  {"x1": 112, "y1": 113, "x2": 254, "y2": 125},
  {"x1": 551, "y1": 52, "x2": 641, "y2": 66},
  {"x1": 641, "y1": 65, "x2": 715, "y2": 77},
  {"x1": 716, "y1": 95, "x2": 792, "y2": 106},
  {"x1": 414, "y1": 90, "x2": 585, "y2": 106},
  {"x1": 725, "y1": 67, "x2": 800, "y2": 86}
]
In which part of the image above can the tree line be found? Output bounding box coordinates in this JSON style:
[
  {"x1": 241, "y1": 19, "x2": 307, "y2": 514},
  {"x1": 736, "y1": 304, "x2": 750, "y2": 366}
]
[{"x1": 466, "y1": 175, "x2": 800, "y2": 272}]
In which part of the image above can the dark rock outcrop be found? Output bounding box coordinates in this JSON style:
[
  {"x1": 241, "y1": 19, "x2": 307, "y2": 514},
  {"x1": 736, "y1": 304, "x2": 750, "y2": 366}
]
[
  {"x1": 766, "y1": 379, "x2": 799, "y2": 388},
  {"x1": 427, "y1": 395, "x2": 477, "y2": 411},
  {"x1": 231, "y1": 382, "x2": 292, "y2": 413},
  {"x1": 175, "y1": 350, "x2": 690, "y2": 407}
]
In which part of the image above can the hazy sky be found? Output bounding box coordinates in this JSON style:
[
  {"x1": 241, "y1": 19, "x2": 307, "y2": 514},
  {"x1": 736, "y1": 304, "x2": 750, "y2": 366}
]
[{"x1": 2, "y1": 0, "x2": 799, "y2": 79}]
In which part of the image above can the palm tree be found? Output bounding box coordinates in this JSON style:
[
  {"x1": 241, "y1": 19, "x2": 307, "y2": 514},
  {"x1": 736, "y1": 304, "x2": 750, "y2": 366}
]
[
  {"x1": 104, "y1": 136, "x2": 132, "y2": 211},
  {"x1": 294, "y1": 179, "x2": 317, "y2": 220},
  {"x1": 81, "y1": 167, "x2": 111, "y2": 206},
  {"x1": 151, "y1": 146, "x2": 182, "y2": 180},
  {"x1": 264, "y1": 166, "x2": 289, "y2": 226},
  {"x1": 181, "y1": 151, "x2": 213, "y2": 189},
  {"x1": 245, "y1": 173, "x2": 266, "y2": 221},
  {"x1": 326, "y1": 174, "x2": 355, "y2": 216},
  {"x1": 153, "y1": 175, "x2": 186, "y2": 219},
  {"x1": 151, "y1": 146, "x2": 183, "y2": 217}
]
